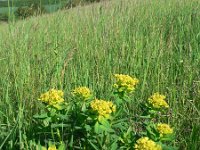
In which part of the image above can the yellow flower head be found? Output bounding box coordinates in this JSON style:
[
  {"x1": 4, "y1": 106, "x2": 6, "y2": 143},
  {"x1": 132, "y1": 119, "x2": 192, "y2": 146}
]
[
  {"x1": 148, "y1": 93, "x2": 169, "y2": 109},
  {"x1": 48, "y1": 145, "x2": 57, "y2": 150},
  {"x1": 157, "y1": 123, "x2": 173, "y2": 137},
  {"x1": 113, "y1": 74, "x2": 139, "y2": 93},
  {"x1": 90, "y1": 99, "x2": 116, "y2": 118},
  {"x1": 134, "y1": 137, "x2": 162, "y2": 150},
  {"x1": 72, "y1": 87, "x2": 92, "y2": 100},
  {"x1": 38, "y1": 89, "x2": 64, "y2": 109}
]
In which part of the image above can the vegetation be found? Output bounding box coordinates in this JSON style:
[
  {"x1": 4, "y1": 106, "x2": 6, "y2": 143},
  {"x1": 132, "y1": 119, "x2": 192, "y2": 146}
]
[
  {"x1": 0, "y1": 0, "x2": 200, "y2": 149},
  {"x1": 0, "y1": 13, "x2": 9, "y2": 21},
  {"x1": 14, "y1": 3, "x2": 46, "y2": 19},
  {"x1": 0, "y1": 0, "x2": 103, "y2": 8},
  {"x1": 0, "y1": 0, "x2": 105, "y2": 21},
  {"x1": 0, "y1": 0, "x2": 66, "y2": 7},
  {"x1": 31, "y1": 75, "x2": 175, "y2": 149}
]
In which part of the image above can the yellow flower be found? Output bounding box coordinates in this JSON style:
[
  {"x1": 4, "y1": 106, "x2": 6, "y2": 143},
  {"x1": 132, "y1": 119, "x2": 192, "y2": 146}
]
[
  {"x1": 72, "y1": 87, "x2": 91, "y2": 100},
  {"x1": 90, "y1": 99, "x2": 116, "y2": 118},
  {"x1": 48, "y1": 145, "x2": 57, "y2": 150},
  {"x1": 38, "y1": 89, "x2": 64, "y2": 109},
  {"x1": 148, "y1": 93, "x2": 169, "y2": 109},
  {"x1": 113, "y1": 74, "x2": 139, "y2": 93},
  {"x1": 134, "y1": 137, "x2": 162, "y2": 150},
  {"x1": 157, "y1": 123, "x2": 173, "y2": 137}
]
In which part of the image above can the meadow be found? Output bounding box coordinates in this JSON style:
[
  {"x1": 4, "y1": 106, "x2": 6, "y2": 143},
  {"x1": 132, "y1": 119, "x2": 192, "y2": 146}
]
[{"x1": 0, "y1": 0, "x2": 200, "y2": 149}]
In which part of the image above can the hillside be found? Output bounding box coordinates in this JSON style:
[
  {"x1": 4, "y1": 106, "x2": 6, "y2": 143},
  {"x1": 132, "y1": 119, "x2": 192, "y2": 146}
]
[{"x1": 0, "y1": 0, "x2": 200, "y2": 149}]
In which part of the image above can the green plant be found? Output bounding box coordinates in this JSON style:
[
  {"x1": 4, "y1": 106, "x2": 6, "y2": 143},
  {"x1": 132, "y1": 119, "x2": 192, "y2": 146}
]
[
  {"x1": 0, "y1": 0, "x2": 199, "y2": 149},
  {"x1": 14, "y1": 3, "x2": 46, "y2": 19},
  {"x1": 32, "y1": 74, "x2": 176, "y2": 149},
  {"x1": 15, "y1": 7, "x2": 34, "y2": 19},
  {"x1": 0, "y1": 13, "x2": 9, "y2": 22}
]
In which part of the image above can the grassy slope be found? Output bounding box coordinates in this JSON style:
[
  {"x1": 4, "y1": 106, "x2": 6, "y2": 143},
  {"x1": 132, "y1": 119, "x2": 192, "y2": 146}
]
[{"x1": 0, "y1": 0, "x2": 200, "y2": 149}]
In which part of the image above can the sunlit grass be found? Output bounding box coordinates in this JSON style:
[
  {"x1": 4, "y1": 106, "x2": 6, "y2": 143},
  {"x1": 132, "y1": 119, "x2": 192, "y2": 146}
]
[{"x1": 0, "y1": 0, "x2": 200, "y2": 149}]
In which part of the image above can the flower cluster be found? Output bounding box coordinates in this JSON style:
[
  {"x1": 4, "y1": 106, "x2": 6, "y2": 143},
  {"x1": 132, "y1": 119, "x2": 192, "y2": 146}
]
[
  {"x1": 72, "y1": 87, "x2": 91, "y2": 100},
  {"x1": 35, "y1": 73, "x2": 175, "y2": 149},
  {"x1": 38, "y1": 89, "x2": 64, "y2": 109},
  {"x1": 113, "y1": 74, "x2": 139, "y2": 93},
  {"x1": 148, "y1": 93, "x2": 169, "y2": 109},
  {"x1": 157, "y1": 123, "x2": 173, "y2": 137},
  {"x1": 90, "y1": 99, "x2": 116, "y2": 118},
  {"x1": 134, "y1": 137, "x2": 162, "y2": 150}
]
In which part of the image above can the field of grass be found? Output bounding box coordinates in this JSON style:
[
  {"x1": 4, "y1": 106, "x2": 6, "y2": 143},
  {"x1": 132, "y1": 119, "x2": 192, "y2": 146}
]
[{"x1": 0, "y1": 0, "x2": 200, "y2": 149}]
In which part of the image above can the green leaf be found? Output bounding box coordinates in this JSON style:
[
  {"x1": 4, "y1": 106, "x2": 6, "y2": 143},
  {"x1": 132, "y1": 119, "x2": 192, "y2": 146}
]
[
  {"x1": 160, "y1": 134, "x2": 175, "y2": 141},
  {"x1": 58, "y1": 143, "x2": 66, "y2": 150},
  {"x1": 50, "y1": 108, "x2": 57, "y2": 116},
  {"x1": 112, "y1": 123, "x2": 126, "y2": 131},
  {"x1": 100, "y1": 118, "x2": 111, "y2": 128},
  {"x1": 57, "y1": 113, "x2": 70, "y2": 120},
  {"x1": 85, "y1": 124, "x2": 92, "y2": 132},
  {"x1": 111, "y1": 142, "x2": 118, "y2": 150},
  {"x1": 140, "y1": 131, "x2": 147, "y2": 136},
  {"x1": 81, "y1": 102, "x2": 87, "y2": 112},
  {"x1": 33, "y1": 113, "x2": 48, "y2": 119},
  {"x1": 99, "y1": 124, "x2": 115, "y2": 133},
  {"x1": 36, "y1": 144, "x2": 47, "y2": 150},
  {"x1": 69, "y1": 135, "x2": 74, "y2": 148},
  {"x1": 112, "y1": 118, "x2": 128, "y2": 124},
  {"x1": 99, "y1": 118, "x2": 115, "y2": 133},
  {"x1": 115, "y1": 97, "x2": 123, "y2": 105},
  {"x1": 88, "y1": 139, "x2": 99, "y2": 150},
  {"x1": 110, "y1": 134, "x2": 120, "y2": 140},
  {"x1": 126, "y1": 127, "x2": 132, "y2": 135},
  {"x1": 94, "y1": 121, "x2": 100, "y2": 134},
  {"x1": 146, "y1": 125, "x2": 157, "y2": 140}
]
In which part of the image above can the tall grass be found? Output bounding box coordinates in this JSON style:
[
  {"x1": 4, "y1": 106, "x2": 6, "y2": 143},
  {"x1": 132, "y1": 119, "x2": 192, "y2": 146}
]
[{"x1": 0, "y1": 0, "x2": 200, "y2": 149}]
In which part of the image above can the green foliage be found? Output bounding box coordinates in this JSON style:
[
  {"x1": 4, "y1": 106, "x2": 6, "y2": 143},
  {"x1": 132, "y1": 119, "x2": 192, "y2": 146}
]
[
  {"x1": 0, "y1": 0, "x2": 106, "y2": 21},
  {"x1": 63, "y1": 0, "x2": 104, "y2": 9},
  {"x1": 0, "y1": 0, "x2": 66, "y2": 7},
  {"x1": 15, "y1": 7, "x2": 34, "y2": 19},
  {"x1": 0, "y1": 13, "x2": 9, "y2": 22},
  {"x1": 30, "y1": 77, "x2": 175, "y2": 149},
  {"x1": 0, "y1": 0, "x2": 200, "y2": 149},
  {"x1": 64, "y1": 0, "x2": 80, "y2": 9},
  {"x1": 15, "y1": 3, "x2": 46, "y2": 19}
]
